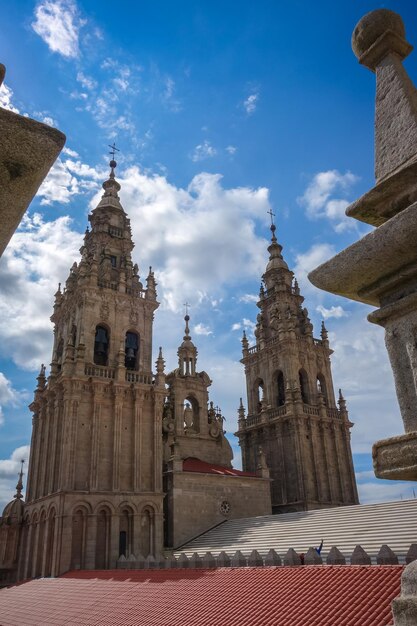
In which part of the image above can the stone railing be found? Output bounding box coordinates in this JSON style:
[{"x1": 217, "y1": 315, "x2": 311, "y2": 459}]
[
  {"x1": 84, "y1": 364, "x2": 116, "y2": 379},
  {"x1": 108, "y1": 225, "x2": 123, "y2": 238},
  {"x1": 125, "y1": 286, "x2": 144, "y2": 298},
  {"x1": 117, "y1": 543, "x2": 417, "y2": 570},
  {"x1": 125, "y1": 371, "x2": 153, "y2": 385},
  {"x1": 245, "y1": 414, "x2": 261, "y2": 427},
  {"x1": 97, "y1": 279, "x2": 118, "y2": 291},
  {"x1": 302, "y1": 405, "x2": 320, "y2": 417}
]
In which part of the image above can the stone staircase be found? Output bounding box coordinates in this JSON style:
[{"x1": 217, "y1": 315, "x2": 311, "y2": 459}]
[{"x1": 174, "y1": 499, "x2": 417, "y2": 563}]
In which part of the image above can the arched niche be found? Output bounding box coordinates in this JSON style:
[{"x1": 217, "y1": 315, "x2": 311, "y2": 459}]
[
  {"x1": 276, "y1": 370, "x2": 285, "y2": 407},
  {"x1": 95, "y1": 507, "x2": 111, "y2": 569},
  {"x1": 125, "y1": 331, "x2": 139, "y2": 370},
  {"x1": 299, "y1": 369, "x2": 309, "y2": 404},
  {"x1": 140, "y1": 506, "x2": 155, "y2": 558},
  {"x1": 71, "y1": 507, "x2": 88, "y2": 570},
  {"x1": 317, "y1": 374, "x2": 328, "y2": 405},
  {"x1": 119, "y1": 506, "x2": 134, "y2": 558},
  {"x1": 255, "y1": 379, "x2": 264, "y2": 413},
  {"x1": 183, "y1": 396, "x2": 200, "y2": 433}
]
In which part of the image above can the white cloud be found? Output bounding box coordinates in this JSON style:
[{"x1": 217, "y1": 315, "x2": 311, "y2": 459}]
[
  {"x1": 62, "y1": 146, "x2": 79, "y2": 158},
  {"x1": 32, "y1": 0, "x2": 84, "y2": 59},
  {"x1": 191, "y1": 140, "x2": 217, "y2": 162},
  {"x1": 0, "y1": 446, "x2": 31, "y2": 510},
  {"x1": 299, "y1": 170, "x2": 359, "y2": 232},
  {"x1": 162, "y1": 77, "x2": 181, "y2": 112},
  {"x1": 0, "y1": 446, "x2": 30, "y2": 478},
  {"x1": 0, "y1": 213, "x2": 83, "y2": 370},
  {"x1": 316, "y1": 304, "x2": 348, "y2": 319},
  {"x1": 76, "y1": 71, "x2": 97, "y2": 90},
  {"x1": 0, "y1": 373, "x2": 20, "y2": 426},
  {"x1": 226, "y1": 145, "x2": 237, "y2": 155},
  {"x1": 194, "y1": 323, "x2": 213, "y2": 336},
  {"x1": 239, "y1": 293, "x2": 258, "y2": 304},
  {"x1": 293, "y1": 243, "x2": 336, "y2": 295},
  {"x1": 243, "y1": 93, "x2": 258, "y2": 115},
  {"x1": 231, "y1": 323, "x2": 241, "y2": 331},
  {"x1": 0, "y1": 83, "x2": 20, "y2": 114},
  {"x1": 358, "y1": 481, "x2": 417, "y2": 504},
  {"x1": 36, "y1": 156, "x2": 103, "y2": 205}
]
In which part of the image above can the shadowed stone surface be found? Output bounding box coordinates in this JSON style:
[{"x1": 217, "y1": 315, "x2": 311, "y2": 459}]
[{"x1": 0, "y1": 64, "x2": 65, "y2": 257}]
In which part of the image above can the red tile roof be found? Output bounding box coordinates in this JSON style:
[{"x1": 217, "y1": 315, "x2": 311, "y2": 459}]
[
  {"x1": 183, "y1": 456, "x2": 257, "y2": 476},
  {"x1": 0, "y1": 566, "x2": 402, "y2": 626}
]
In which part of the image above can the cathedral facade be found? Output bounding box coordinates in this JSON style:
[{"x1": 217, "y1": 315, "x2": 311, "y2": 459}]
[
  {"x1": 0, "y1": 163, "x2": 357, "y2": 585},
  {"x1": 0, "y1": 162, "x2": 271, "y2": 584},
  {"x1": 236, "y1": 223, "x2": 359, "y2": 513}
]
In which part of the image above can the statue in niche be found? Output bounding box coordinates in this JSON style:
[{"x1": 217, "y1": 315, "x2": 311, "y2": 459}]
[{"x1": 184, "y1": 402, "x2": 194, "y2": 430}]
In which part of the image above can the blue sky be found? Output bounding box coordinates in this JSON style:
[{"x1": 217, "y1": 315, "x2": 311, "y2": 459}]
[{"x1": 0, "y1": 0, "x2": 417, "y2": 508}]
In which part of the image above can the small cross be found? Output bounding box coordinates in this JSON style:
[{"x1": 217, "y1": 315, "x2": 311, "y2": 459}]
[
  {"x1": 267, "y1": 208, "x2": 276, "y2": 225},
  {"x1": 184, "y1": 302, "x2": 190, "y2": 316},
  {"x1": 108, "y1": 142, "x2": 120, "y2": 160}
]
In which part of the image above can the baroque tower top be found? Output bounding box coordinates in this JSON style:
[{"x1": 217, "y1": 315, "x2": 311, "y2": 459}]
[{"x1": 237, "y1": 221, "x2": 358, "y2": 513}]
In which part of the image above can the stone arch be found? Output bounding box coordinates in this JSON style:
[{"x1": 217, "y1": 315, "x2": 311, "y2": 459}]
[
  {"x1": 34, "y1": 509, "x2": 47, "y2": 577},
  {"x1": 95, "y1": 506, "x2": 111, "y2": 569},
  {"x1": 93, "y1": 323, "x2": 110, "y2": 366},
  {"x1": 183, "y1": 394, "x2": 200, "y2": 433},
  {"x1": 254, "y1": 378, "x2": 264, "y2": 413},
  {"x1": 299, "y1": 369, "x2": 309, "y2": 404},
  {"x1": 71, "y1": 505, "x2": 89, "y2": 570},
  {"x1": 119, "y1": 504, "x2": 135, "y2": 558},
  {"x1": 317, "y1": 373, "x2": 328, "y2": 405},
  {"x1": 139, "y1": 505, "x2": 156, "y2": 558},
  {"x1": 124, "y1": 329, "x2": 140, "y2": 371},
  {"x1": 274, "y1": 369, "x2": 286, "y2": 407},
  {"x1": 44, "y1": 507, "x2": 57, "y2": 577},
  {"x1": 93, "y1": 500, "x2": 116, "y2": 515}
]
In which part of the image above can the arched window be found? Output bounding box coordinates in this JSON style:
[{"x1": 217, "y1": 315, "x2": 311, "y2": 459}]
[
  {"x1": 94, "y1": 325, "x2": 109, "y2": 366},
  {"x1": 317, "y1": 374, "x2": 328, "y2": 405},
  {"x1": 56, "y1": 338, "x2": 63, "y2": 371},
  {"x1": 71, "y1": 508, "x2": 87, "y2": 570},
  {"x1": 125, "y1": 332, "x2": 139, "y2": 370},
  {"x1": 96, "y1": 508, "x2": 111, "y2": 569},
  {"x1": 256, "y1": 380, "x2": 264, "y2": 413},
  {"x1": 119, "y1": 508, "x2": 133, "y2": 557},
  {"x1": 299, "y1": 369, "x2": 309, "y2": 404},
  {"x1": 140, "y1": 508, "x2": 155, "y2": 558},
  {"x1": 277, "y1": 371, "x2": 285, "y2": 407}
]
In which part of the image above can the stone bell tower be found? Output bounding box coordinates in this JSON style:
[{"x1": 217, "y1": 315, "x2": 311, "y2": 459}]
[
  {"x1": 20, "y1": 157, "x2": 166, "y2": 579},
  {"x1": 236, "y1": 221, "x2": 358, "y2": 513}
]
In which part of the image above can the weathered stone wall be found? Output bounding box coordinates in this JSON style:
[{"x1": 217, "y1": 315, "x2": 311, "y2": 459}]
[{"x1": 165, "y1": 470, "x2": 271, "y2": 548}]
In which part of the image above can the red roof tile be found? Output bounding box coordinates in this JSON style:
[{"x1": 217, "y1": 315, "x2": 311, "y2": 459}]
[
  {"x1": 183, "y1": 457, "x2": 257, "y2": 476},
  {"x1": 0, "y1": 566, "x2": 402, "y2": 626}
]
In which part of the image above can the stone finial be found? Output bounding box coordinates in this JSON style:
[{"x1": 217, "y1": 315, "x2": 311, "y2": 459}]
[
  {"x1": 241, "y1": 330, "x2": 249, "y2": 355},
  {"x1": 304, "y1": 547, "x2": 322, "y2": 565},
  {"x1": 156, "y1": 347, "x2": 165, "y2": 374},
  {"x1": 326, "y1": 546, "x2": 346, "y2": 565},
  {"x1": 264, "y1": 549, "x2": 282, "y2": 567},
  {"x1": 350, "y1": 545, "x2": 372, "y2": 565},
  {"x1": 177, "y1": 553, "x2": 190, "y2": 569},
  {"x1": 144, "y1": 554, "x2": 157, "y2": 569},
  {"x1": 352, "y1": 10, "x2": 417, "y2": 184},
  {"x1": 145, "y1": 266, "x2": 157, "y2": 300},
  {"x1": 284, "y1": 548, "x2": 302, "y2": 566},
  {"x1": 405, "y1": 544, "x2": 417, "y2": 565},
  {"x1": 231, "y1": 550, "x2": 247, "y2": 567},
  {"x1": 117, "y1": 554, "x2": 128, "y2": 569},
  {"x1": 377, "y1": 544, "x2": 399, "y2": 565},
  {"x1": 216, "y1": 551, "x2": 231, "y2": 567},
  {"x1": 14, "y1": 460, "x2": 24, "y2": 500},
  {"x1": 392, "y1": 559, "x2": 417, "y2": 625},
  {"x1": 247, "y1": 550, "x2": 264, "y2": 567},
  {"x1": 201, "y1": 552, "x2": 216, "y2": 569},
  {"x1": 189, "y1": 552, "x2": 203, "y2": 569},
  {"x1": 352, "y1": 10, "x2": 412, "y2": 70}
]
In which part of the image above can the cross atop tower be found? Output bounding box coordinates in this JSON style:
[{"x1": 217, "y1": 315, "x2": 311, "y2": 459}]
[
  {"x1": 108, "y1": 142, "x2": 120, "y2": 161},
  {"x1": 183, "y1": 302, "x2": 190, "y2": 317},
  {"x1": 267, "y1": 208, "x2": 276, "y2": 226}
]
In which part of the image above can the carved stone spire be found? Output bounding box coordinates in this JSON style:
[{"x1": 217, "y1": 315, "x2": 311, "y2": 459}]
[{"x1": 14, "y1": 460, "x2": 24, "y2": 500}]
